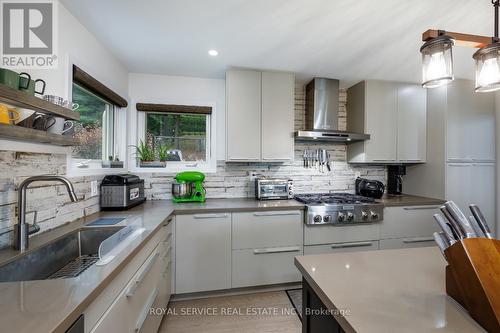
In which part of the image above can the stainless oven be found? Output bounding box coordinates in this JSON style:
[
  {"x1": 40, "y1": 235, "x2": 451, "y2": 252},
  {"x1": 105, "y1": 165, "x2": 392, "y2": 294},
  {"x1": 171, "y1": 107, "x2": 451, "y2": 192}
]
[{"x1": 255, "y1": 177, "x2": 293, "y2": 200}]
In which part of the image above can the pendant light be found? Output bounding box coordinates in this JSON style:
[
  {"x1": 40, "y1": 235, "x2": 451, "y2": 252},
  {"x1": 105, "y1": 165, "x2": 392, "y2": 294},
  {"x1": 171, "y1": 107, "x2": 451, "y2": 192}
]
[
  {"x1": 474, "y1": 0, "x2": 500, "y2": 92},
  {"x1": 420, "y1": 33, "x2": 455, "y2": 88},
  {"x1": 420, "y1": 0, "x2": 500, "y2": 93}
]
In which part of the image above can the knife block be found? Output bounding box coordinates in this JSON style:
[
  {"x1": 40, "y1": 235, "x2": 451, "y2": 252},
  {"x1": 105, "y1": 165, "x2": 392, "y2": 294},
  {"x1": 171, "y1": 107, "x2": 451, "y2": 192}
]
[{"x1": 444, "y1": 238, "x2": 500, "y2": 332}]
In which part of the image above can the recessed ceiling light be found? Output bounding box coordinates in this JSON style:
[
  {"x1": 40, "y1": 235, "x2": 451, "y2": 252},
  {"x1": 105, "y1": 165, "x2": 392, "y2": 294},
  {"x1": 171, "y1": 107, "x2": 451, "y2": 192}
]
[{"x1": 208, "y1": 49, "x2": 218, "y2": 56}]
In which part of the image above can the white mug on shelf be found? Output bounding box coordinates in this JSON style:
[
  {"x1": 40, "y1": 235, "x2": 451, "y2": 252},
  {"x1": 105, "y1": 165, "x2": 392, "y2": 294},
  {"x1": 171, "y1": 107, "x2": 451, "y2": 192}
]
[{"x1": 47, "y1": 116, "x2": 74, "y2": 135}]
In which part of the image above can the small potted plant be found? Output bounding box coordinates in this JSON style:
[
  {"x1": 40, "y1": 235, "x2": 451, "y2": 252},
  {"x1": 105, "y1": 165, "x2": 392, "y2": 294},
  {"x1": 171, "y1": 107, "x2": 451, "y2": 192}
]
[
  {"x1": 110, "y1": 155, "x2": 124, "y2": 168},
  {"x1": 134, "y1": 140, "x2": 163, "y2": 167}
]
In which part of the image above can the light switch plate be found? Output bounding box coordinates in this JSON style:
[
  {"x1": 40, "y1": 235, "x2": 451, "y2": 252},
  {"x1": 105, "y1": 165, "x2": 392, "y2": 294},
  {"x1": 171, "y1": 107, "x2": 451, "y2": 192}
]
[
  {"x1": 355, "y1": 171, "x2": 361, "y2": 179},
  {"x1": 90, "y1": 181, "x2": 98, "y2": 197}
]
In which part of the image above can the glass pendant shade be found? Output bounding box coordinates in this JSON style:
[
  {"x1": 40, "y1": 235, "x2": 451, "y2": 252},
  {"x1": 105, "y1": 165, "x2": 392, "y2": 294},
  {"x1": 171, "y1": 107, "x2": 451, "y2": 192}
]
[
  {"x1": 473, "y1": 43, "x2": 500, "y2": 92},
  {"x1": 420, "y1": 36, "x2": 454, "y2": 88}
]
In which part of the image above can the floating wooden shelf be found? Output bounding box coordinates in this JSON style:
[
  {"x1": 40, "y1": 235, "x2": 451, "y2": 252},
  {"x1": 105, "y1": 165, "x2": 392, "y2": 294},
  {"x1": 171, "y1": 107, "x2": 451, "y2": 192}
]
[
  {"x1": 444, "y1": 238, "x2": 500, "y2": 333},
  {"x1": 0, "y1": 84, "x2": 80, "y2": 121},
  {"x1": 0, "y1": 123, "x2": 79, "y2": 146}
]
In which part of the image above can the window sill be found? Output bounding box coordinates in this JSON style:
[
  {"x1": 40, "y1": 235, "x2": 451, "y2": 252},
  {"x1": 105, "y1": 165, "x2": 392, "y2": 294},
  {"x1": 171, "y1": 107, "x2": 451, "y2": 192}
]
[
  {"x1": 67, "y1": 167, "x2": 127, "y2": 177},
  {"x1": 129, "y1": 163, "x2": 216, "y2": 174}
]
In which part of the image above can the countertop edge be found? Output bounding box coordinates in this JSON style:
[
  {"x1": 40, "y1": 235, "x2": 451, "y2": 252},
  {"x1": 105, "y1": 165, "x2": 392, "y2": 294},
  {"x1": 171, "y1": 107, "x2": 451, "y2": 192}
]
[
  {"x1": 294, "y1": 257, "x2": 356, "y2": 333},
  {"x1": 53, "y1": 213, "x2": 174, "y2": 333}
]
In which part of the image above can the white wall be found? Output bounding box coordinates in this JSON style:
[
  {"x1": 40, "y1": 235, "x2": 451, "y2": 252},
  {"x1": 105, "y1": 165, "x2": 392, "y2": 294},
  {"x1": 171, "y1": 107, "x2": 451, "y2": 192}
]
[
  {"x1": 22, "y1": 2, "x2": 129, "y2": 103},
  {"x1": 128, "y1": 73, "x2": 226, "y2": 160},
  {"x1": 1, "y1": 2, "x2": 129, "y2": 155}
]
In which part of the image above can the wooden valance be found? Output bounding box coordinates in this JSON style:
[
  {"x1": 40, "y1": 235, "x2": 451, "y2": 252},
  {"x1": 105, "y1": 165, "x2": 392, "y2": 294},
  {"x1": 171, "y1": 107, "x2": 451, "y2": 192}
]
[
  {"x1": 136, "y1": 103, "x2": 212, "y2": 115},
  {"x1": 73, "y1": 65, "x2": 128, "y2": 107}
]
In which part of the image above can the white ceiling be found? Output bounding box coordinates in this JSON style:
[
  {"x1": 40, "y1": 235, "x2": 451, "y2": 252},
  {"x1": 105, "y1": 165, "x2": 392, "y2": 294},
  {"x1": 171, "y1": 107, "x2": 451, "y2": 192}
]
[{"x1": 61, "y1": 0, "x2": 494, "y2": 87}]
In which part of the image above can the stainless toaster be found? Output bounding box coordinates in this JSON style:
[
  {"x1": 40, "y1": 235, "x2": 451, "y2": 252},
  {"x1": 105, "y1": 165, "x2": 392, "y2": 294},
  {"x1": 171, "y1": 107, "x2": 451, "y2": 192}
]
[
  {"x1": 255, "y1": 177, "x2": 293, "y2": 200},
  {"x1": 100, "y1": 174, "x2": 146, "y2": 210}
]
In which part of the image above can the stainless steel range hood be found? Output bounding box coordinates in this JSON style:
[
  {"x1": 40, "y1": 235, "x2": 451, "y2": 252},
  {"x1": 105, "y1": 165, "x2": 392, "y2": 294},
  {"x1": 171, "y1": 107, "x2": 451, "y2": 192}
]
[{"x1": 295, "y1": 78, "x2": 369, "y2": 142}]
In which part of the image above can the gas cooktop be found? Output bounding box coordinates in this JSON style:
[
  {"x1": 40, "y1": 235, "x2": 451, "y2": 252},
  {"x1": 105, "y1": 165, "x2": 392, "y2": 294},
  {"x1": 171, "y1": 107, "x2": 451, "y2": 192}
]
[
  {"x1": 294, "y1": 193, "x2": 383, "y2": 225},
  {"x1": 294, "y1": 193, "x2": 376, "y2": 205}
]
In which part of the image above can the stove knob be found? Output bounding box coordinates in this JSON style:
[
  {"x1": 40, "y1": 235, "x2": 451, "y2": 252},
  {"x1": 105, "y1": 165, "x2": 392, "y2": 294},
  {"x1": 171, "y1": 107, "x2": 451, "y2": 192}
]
[
  {"x1": 323, "y1": 215, "x2": 331, "y2": 223},
  {"x1": 337, "y1": 213, "x2": 346, "y2": 222},
  {"x1": 370, "y1": 211, "x2": 379, "y2": 220},
  {"x1": 313, "y1": 215, "x2": 322, "y2": 223},
  {"x1": 347, "y1": 212, "x2": 354, "y2": 222},
  {"x1": 361, "y1": 211, "x2": 369, "y2": 221}
]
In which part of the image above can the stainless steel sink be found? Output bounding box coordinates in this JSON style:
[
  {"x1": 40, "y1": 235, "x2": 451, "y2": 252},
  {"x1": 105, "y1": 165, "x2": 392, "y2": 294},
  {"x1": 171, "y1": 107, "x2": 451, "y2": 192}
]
[{"x1": 0, "y1": 227, "x2": 123, "y2": 282}]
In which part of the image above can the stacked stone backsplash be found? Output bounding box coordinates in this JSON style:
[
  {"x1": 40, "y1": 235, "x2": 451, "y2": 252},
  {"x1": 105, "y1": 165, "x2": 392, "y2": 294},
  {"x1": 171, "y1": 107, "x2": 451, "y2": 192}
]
[
  {"x1": 0, "y1": 151, "x2": 102, "y2": 248},
  {"x1": 141, "y1": 84, "x2": 386, "y2": 200},
  {"x1": 0, "y1": 83, "x2": 385, "y2": 248}
]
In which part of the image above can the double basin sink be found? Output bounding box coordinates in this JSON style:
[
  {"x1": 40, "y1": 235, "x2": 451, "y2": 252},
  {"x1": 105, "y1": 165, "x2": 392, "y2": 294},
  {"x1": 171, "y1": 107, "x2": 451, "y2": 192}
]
[{"x1": 0, "y1": 226, "x2": 124, "y2": 283}]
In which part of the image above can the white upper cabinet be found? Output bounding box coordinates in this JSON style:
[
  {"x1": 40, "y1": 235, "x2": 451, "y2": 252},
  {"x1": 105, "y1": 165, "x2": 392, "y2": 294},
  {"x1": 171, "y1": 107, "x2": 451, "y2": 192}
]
[
  {"x1": 261, "y1": 72, "x2": 294, "y2": 161},
  {"x1": 226, "y1": 69, "x2": 294, "y2": 162},
  {"x1": 347, "y1": 80, "x2": 427, "y2": 163},
  {"x1": 446, "y1": 80, "x2": 495, "y2": 162},
  {"x1": 397, "y1": 84, "x2": 427, "y2": 162},
  {"x1": 226, "y1": 70, "x2": 262, "y2": 161},
  {"x1": 364, "y1": 81, "x2": 398, "y2": 162}
]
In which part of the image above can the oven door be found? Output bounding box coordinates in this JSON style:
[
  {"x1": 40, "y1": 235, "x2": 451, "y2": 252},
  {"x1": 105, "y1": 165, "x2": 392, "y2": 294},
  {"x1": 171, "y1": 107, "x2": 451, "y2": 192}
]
[{"x1": 259, "y1": 183, "x2": 288, "y2": 199}]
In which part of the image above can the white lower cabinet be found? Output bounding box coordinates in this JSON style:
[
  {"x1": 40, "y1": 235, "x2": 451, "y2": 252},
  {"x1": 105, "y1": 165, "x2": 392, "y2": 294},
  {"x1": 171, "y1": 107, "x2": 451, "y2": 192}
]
[
  {"x1": 175, "y1": 213, "x2": 232, "y2": 294},
  {"x1": 86, "y1": 223, "x2": 172, "y2": 333},
  {"x1": 304, "y1": 223, "x2": 380, "y2": 246},
  {"x1": 304, "y1": 240, "x2": 379, "y2": 255},
  {"x1": 380, "y1": 205, "x2": 440, "y2": 250},
  {"x1": 231, "y1": 210, "x2": 303, "y2": 288},
  {"x1": 232, "y1": 246, "x2": 303, "y2": 288},
  {"x1": 379, "y1": 237, "x2": 435, "y2": 250}
]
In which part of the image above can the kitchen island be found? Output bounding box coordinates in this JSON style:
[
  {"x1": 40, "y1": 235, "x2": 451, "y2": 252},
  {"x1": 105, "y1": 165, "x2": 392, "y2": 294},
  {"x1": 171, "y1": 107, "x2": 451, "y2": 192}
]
[{"x1": 294, "y1": 247, "x2": 485, "y2": 333}]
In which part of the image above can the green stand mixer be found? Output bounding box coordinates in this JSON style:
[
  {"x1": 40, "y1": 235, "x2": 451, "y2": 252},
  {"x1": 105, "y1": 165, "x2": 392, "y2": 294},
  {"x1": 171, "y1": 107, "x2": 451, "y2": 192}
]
[{"x1": 171, "y1": 171, "x2": 206, "y2": 203}]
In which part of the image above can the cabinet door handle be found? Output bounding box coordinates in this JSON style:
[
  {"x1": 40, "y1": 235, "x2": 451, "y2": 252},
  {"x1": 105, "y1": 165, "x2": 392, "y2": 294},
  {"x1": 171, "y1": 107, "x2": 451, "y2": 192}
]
[
  {"x1": 402, "y1": 237, "x2": 434, "y2": 244},
  {"x1": 126, "y1": 252, "x2": 159, "y2": 297},
  {"x1": 403, "y1": 206, "x2": 441, "y2": 210},
  {"x1": 253, "y1": 246, "x2": 301, "y2": 254},
  {"x1": 164, "y1": 232, "x2": 173, "y2": 243},
  {"x1": 193, "y1": 213, "x2": 229, "y2": 219},
  {"x1": 399, "y1": 159, "x2": 422, "y2": 162},
  {"x1": 372, "y1": 159, "x2": 396, "y2": 162},
  {"x1": 135, "y1": 287, "x2": 159, "y2": 332},
  {"x1": 253, "y1": 211, "x2": 301, "y2": 217},
  {"x1": 331, "y1": 241, "x2": 373, "y2": 249}
]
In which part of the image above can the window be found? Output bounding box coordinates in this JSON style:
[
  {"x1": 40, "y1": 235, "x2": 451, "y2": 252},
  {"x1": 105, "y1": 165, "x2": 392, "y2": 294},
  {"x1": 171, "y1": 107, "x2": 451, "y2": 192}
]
[
  {"x1": 145, "y1": 113, "x2": 208, "y2": 162},
  {"x1": 71, "y1": 83, "x2": 117, "y2": 162},
  {"x1": 134, "y1": 103, "x2": 215, "y2": 172}
]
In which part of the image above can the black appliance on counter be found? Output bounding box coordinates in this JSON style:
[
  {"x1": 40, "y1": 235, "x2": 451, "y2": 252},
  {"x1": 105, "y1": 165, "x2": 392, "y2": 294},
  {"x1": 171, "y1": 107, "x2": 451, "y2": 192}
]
[
  {"x1": 387, "y1": 165, "x2": 406, "y2": 195},
  {"x1": 355, "y1": 177, "x2": 385, "y2": 199},
  {"x1": 100, "y1": 174, "x2": 146, "y2": 210}
]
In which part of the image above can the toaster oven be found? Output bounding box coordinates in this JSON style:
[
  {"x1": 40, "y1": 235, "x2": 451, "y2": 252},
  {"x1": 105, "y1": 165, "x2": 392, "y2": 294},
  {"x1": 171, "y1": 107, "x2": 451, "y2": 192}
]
[
  {"x1": 255, "y1": 177, "x2": 293, "y2": 200},
  {"x1": 100, "y1": 174, "x2": 146, "y2": 210}
]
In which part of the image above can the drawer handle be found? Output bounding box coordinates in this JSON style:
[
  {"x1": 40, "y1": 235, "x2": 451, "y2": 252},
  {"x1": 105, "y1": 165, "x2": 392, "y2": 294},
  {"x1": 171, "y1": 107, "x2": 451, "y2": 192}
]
[
  {"x1": 403, "y1": 206, "x2": 441, "y2": 210},
  {"x1": 163, "y1": 247, "x2": 172, "y2": 260},
  {"x1": 126, "y1": 252, "x2": 159, "y2": 297},
  {"x1": 164, "y1": 232, "x2": 173, "y2": 242},
  {"x1": 331, "y1": 241, "x2": 373, "y2": 249},
  {"x1": 193, "y1": 214, "x2": 229, "y2": 219},
  {"x1": 135, "y1": 287, "x2": 159, "y2": 332},
  {"x1": 253, "y1": 212, "x2": 301, "y2": 217},
  {"x1": 253, "y1": 246, "x2": 301, "y2": 254},
  {"x1": 402, "y1": 237, "x2": 434, "y2": 244}
]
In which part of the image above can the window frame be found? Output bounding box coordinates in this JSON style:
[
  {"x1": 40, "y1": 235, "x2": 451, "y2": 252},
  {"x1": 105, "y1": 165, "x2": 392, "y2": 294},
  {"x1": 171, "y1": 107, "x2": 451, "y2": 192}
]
[
  {"x1": 129, "y1": 99, "x2": 217, "y2": 174},
  {"x1": 66, "y1": 59, "x2": 127, "y2": 177}
]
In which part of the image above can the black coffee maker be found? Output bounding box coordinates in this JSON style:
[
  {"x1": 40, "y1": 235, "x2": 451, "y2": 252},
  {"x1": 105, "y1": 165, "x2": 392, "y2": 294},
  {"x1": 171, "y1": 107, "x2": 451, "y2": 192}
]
[{"x1": 387, "y1": 165, "x2": 406, "y2": 195}]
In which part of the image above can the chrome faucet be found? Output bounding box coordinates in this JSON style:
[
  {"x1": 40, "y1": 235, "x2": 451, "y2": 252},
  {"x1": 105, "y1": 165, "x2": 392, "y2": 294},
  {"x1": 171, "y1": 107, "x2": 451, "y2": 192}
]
[{"x1": 15, "y1": 175, "x2": 78, "y2": 251}]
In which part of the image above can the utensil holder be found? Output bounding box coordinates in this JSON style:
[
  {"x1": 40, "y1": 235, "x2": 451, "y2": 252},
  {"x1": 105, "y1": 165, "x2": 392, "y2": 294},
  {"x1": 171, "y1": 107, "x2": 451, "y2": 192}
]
[{"x1": 444, "y1": 238, "x2": 500, "y2": 332}]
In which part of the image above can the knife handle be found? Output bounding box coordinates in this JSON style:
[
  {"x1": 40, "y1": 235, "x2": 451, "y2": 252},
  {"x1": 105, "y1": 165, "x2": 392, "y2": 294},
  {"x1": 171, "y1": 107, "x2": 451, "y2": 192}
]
[
  {"x1": 433, "y1": 213, "x2": 458, "y2": 241},
  {"x1": 440, "y1": 206, "x2": 465, "y2": 239},
  {"x1": 444, "y1": 202, "x2": 476, "y2": 238},
  {"x1": 469, "y1": 205, "x2": 494, "y2": 239}
]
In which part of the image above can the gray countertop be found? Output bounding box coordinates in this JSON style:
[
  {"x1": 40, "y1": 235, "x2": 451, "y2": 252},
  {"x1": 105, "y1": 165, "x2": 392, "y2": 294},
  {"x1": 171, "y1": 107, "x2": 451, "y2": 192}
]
[
  {"x1": 0, "y1": 198, "x2": 304, "y2": 333},
  {"x1": 377, "y1": 193, "x2": 445, "y2": 207},
  {"x1": 0, "y1": 195, "x2": 447, "y2": 332},
  {"x1": 294, "y1": 247, "x2": 485, "y2": 333}
]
